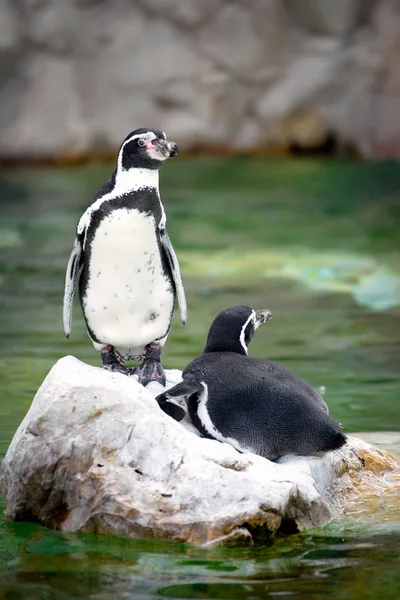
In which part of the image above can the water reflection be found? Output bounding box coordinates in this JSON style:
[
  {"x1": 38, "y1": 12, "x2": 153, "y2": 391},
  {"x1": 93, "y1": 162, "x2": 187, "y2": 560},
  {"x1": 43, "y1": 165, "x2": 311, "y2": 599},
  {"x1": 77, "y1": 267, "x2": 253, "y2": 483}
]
[{"x1": 1, "y1": 522, "x2": 400, "y2": 599}]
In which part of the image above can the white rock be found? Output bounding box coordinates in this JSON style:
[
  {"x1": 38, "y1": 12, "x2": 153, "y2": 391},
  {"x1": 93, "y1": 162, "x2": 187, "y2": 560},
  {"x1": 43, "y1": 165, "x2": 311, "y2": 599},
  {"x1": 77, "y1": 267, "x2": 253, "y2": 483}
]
[{"x1": 0, "y1": 356, "x2": 398, "y2": 546}]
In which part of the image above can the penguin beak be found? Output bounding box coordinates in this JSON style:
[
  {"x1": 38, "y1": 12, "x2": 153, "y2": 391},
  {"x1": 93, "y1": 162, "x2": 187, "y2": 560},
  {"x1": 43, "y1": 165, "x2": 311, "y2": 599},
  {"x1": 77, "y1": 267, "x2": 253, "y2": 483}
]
[
  {"x1": 254, "y1": 309, "x2": 272, "y2": 329},
  {"x1": 151, "y1": 138, "x2": 179, "y2": 159},
  {"x1": 166, "y1": 140, "x2": 179, "y2": 157}
]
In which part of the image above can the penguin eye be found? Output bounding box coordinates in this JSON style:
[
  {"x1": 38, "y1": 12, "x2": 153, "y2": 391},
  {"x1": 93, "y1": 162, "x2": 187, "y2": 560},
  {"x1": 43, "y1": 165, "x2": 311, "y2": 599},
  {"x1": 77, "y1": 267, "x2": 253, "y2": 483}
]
[{"x1": 137, "y1": 139, "x2": 145, "y2": 147}]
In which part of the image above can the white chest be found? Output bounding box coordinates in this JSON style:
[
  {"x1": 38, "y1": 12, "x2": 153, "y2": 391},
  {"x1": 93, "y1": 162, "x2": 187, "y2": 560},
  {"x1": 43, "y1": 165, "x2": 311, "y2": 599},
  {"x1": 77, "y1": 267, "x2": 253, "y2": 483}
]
[
  {"x1": 87, "y1": 207, "x2": 159, "y2": 261},
  {"x1": 82, "y1": 207, "x2": 174, "y2": 354}
]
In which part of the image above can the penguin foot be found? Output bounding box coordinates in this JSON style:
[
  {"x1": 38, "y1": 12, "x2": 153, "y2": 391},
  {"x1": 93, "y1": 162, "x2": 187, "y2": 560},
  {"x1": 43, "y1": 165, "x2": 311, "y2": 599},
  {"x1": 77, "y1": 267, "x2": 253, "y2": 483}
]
[
  {"x1": 137, "y1": 360, "x2": 166, "y2": 387},
  {"x1": 102, "y1": 363, "x2": 131, "y2": 375},
  {"x1": 135, "y1": 342, "x2": 166, "y2": 387},
  {"x1": 101, "y1": 345, "x2": 131, "y2": 375}
]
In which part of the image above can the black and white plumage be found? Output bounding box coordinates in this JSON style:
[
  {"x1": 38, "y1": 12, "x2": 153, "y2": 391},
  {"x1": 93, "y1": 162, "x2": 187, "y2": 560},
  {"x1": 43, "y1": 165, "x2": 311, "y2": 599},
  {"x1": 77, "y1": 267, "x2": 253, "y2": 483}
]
[
  {"x1": 156, "y1": 305, "x2": 346, "y2": 461},
  {"x1": 63, "y1": 128, "x2": 187, "y2": 386}
]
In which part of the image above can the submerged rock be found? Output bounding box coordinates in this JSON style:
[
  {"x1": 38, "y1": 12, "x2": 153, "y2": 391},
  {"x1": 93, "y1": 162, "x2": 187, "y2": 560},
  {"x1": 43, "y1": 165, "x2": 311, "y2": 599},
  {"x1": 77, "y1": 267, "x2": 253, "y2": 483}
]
[{"x1": 0, "y1": 356, "x2": 399, "y2": 546}]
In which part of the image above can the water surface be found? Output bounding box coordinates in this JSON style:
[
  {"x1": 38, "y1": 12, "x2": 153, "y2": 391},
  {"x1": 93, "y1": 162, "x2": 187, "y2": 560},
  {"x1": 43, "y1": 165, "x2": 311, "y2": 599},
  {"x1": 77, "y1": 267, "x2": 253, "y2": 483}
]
[{"x1": 0, "y1": 158, "x2": 399, "y2": 598}]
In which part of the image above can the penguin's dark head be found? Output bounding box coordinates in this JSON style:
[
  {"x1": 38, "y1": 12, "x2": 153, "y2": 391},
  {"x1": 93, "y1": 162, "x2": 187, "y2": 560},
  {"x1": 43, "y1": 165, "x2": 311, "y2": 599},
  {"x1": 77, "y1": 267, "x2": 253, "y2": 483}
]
[
  {"x1": 117, "y1": 128, "x2": 179, "y2": 171},
  {"x1": 204, "y1": 305, "x2": 272, "y2": 355}
]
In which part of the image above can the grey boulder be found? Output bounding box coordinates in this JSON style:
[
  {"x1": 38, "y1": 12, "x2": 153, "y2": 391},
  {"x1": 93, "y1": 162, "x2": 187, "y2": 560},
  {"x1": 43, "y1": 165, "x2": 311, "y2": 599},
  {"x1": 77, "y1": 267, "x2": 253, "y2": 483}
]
[{"x1": 0, "y1": 356, "x2": 398, "y2": 546}]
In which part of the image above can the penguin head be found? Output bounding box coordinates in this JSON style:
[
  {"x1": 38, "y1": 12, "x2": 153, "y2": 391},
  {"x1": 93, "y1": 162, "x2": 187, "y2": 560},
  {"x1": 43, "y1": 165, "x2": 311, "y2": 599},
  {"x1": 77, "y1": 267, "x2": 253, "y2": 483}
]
[
  {"x1": 204, "y1": 305, "x2": 272, "y2": 355},
  {"x1": 117, "y1": 128, "x2": 179, "y2": 171}
]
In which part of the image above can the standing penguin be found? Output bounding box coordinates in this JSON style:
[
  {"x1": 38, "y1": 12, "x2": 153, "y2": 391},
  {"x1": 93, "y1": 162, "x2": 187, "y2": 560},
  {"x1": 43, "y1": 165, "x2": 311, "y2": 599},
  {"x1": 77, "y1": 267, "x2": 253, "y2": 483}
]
[
  {"x1": 156, "y1": 305, "x2": 346, "y2": 460},
  {"x1": 63, "y1": 128, "x2": 187, "y2": 387}
]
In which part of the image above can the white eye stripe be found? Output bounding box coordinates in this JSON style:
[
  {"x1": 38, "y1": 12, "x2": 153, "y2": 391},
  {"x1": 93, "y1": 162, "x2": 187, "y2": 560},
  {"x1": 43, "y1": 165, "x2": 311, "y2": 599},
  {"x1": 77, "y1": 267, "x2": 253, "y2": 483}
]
[
  {"x1": 116, "y1": 133, "x2": 153, "y2": 172},
  {"x1": 124, "y1": 132, "x2": 153, "y2": 145},
  {"x1": 239, "y1": 310, "x2": 255, "y2": 355},
  {"x1": 118, "y1": 131, "x2": 161, "y2": 163}
]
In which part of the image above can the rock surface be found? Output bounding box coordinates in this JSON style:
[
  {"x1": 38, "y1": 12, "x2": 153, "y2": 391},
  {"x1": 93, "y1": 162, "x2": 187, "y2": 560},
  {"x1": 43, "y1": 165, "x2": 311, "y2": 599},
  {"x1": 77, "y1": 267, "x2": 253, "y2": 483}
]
[
  {"x1": 0, "y1": 355, "x2": 399, "y2": 546},
  {"x1": 0, "y1": 0, "x2": 399, "y2": 160}
]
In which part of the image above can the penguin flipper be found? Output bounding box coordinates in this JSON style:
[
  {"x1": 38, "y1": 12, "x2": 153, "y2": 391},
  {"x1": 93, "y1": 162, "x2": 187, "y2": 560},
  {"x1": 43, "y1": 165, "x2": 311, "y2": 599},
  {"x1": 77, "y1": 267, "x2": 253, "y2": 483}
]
[
  {"x1": 160, "y1": 228, "x2": 188, "y2": 325},
  {"x1": 63, "y1": 235, "x2": 83, "y2": 339},
  {"x1": 158, "y1": 398, "x2": 186, "y2": 421},
  {"x1": 156, "y1": 379, "x2": 202, "y2": 422}
]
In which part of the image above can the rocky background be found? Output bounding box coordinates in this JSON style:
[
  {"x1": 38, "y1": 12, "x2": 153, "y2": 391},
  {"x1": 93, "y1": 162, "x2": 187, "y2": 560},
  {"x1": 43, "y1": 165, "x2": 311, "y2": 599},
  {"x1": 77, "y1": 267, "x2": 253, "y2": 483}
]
[{"x1": 0, "y1": 0, "x2": 399, "y2": 161}]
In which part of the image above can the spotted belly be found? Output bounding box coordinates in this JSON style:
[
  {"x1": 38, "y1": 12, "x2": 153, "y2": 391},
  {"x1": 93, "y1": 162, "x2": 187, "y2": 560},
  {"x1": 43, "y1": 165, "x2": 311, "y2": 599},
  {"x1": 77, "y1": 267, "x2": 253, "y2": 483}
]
[{"x1": 81, "y1": 208, "x2": 174, "y2": 359}]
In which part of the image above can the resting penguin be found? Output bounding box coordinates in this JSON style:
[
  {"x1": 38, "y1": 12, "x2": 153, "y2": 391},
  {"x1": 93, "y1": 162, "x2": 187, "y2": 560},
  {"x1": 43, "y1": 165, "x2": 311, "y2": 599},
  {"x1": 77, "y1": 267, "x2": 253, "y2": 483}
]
[
  {"x1": 156, "y1": 305, "x2": 346, "y2": 460},
  {"x1": 62, "y1": 128, "x2": 187, "y2": 387}
]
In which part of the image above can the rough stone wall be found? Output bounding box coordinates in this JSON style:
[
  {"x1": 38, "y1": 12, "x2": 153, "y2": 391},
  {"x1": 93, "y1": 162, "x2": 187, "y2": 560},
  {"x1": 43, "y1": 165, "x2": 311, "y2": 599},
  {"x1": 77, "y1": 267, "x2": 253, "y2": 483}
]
[{"x1": 0, "y1": 0, "x2": 399, "y2": 160}]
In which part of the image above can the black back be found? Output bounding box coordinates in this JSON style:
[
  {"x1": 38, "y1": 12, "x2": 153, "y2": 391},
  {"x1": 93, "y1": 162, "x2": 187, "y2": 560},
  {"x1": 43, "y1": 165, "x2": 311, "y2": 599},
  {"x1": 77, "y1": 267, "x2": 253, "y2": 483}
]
[
  {"x1": 184, "y1": 352, "x2": 345, "y2": 460},
  {"x1": 177, "y1": 305, "x2": 346, "y2": 460}
]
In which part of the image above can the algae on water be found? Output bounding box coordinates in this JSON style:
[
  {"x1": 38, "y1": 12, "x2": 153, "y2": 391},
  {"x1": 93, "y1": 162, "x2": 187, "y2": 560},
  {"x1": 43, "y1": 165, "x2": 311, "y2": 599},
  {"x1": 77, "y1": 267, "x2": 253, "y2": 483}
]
[{"x1": 180, "y1": 249, "x2": 400, "y2": 311}]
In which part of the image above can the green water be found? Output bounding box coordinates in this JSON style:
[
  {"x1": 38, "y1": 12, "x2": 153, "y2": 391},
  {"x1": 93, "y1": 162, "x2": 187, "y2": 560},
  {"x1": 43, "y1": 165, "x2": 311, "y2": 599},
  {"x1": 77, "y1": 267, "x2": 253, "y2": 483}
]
[{"x1": 0, "y1": 158, "x2": 400, "y2": 598}]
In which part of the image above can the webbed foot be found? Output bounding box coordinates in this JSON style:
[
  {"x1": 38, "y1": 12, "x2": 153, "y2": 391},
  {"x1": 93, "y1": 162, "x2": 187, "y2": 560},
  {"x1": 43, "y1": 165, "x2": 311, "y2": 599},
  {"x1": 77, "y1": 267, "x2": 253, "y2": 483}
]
[
  {"x1": 101, "y1": 345, "x2": 131, "y2": 375},
  {"x1": 136, "y1": 342, "x2": 166, "y2": 387},
  {"x1": 138, "y1": 359, "x2": 166, "y2": 387}
]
